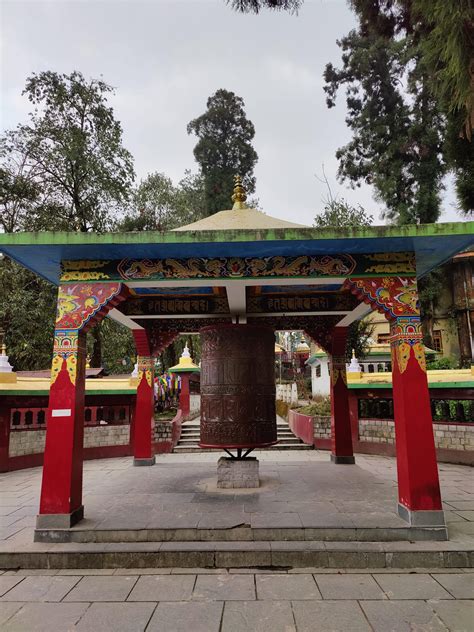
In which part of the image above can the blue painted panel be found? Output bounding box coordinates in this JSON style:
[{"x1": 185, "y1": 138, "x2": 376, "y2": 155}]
[{"x1": 1, "y1": 233, "x2": 473, "y2": 285}]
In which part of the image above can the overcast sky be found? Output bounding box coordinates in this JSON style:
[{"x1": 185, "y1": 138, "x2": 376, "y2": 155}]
[{"x1": 1, "y1": 0, "x2": 463, "y2": 226}]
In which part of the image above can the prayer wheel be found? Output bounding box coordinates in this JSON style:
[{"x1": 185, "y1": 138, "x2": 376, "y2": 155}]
[{"x1": 199, "y1": 324, "x2": 277, "y2": 449}]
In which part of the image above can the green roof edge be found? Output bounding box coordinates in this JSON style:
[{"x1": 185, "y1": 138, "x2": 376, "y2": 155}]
[{"x1": 0, "y1": 221, "x2": 473, "y2": 247}]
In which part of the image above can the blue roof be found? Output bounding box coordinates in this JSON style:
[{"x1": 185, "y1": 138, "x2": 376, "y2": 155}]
[{"x1": 0, "y1": 223, "x2": 472, "y2": 285}]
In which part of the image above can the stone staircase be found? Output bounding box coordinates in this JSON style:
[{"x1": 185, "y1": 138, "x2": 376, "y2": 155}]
[{"x1": 173, "y1": 418, "x2": 313, "y2": 453}]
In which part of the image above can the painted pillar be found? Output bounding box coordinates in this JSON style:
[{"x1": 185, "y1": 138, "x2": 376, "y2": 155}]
[
  {"x1": 390, "y1": 315, "x2": 443, "y2": 523},
  {"x1": 347, "y1": 276, "x2": 444, "y2": 528},
  {"x1": 0, "y1": 406, "x2": 10, "y2": 473},
  {"x1": 179, "y1": 374, "x2": 190, "y2": 417},
  {"x1": 329, "y1": 327, "x2": 355, "y2": 464},
  {"x1": 37, "y1": 282, "x2": 125, "y2": 529},
  {"x1": 133, "y1": 355, "x2": 155, "y2": 466},
  {"x1": 38, "y1": 330, "x2": 86, "y2": 526}
]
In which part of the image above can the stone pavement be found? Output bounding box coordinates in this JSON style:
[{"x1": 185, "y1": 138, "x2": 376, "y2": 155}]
[
  {"x1": 0, "y1": 567, "x2": 473, "y2": 631},
  {"x1": 1, "y1": 451, "x2": 473, "y2": 541}
]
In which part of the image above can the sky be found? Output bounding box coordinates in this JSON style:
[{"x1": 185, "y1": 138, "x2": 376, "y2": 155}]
[{"x1": 1, "y1": 0, "x2": 463, "y2": 226}]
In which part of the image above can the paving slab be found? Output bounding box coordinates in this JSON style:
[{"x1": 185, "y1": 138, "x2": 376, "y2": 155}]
[
  {"x1": 255, "y1": 573, "x2": 321, "y2": 600},
  {"x1": 0, "y1": 575, "x2": 80, "y2": 602},
  {"x1": 0, "y1": 603, "x2": 24, "y2": 627},
  {"x1": 0, "y1": 577, "x2": 24, "y2": 597},
  {"x1": 0, "y1": 602, "x2": 89, "y2": 632},
  {"x1": 314, "y1": 573, "x2": 386, "y2": 600},
  {"x1": 432, "y1": 573, "x2": 474, "y2": 598},
  {"x1": 127, "y1": 575, "x2": 195, "y2": 601},
  {"x1": 193, "y1": 574, "x2": 255, "y2": 601},
  {"x1": 360, "y1": 600, "x2": 448, "y2": 632},
  {"x1": 430, "y1": 600, "x2": 474, "y2": 632},
  {"x1": 292, "y1": 600, "x2": 371, "y2": 632},
  {"x1": 373, "y1": 573, "x2": 454, "y2": 600},
  {"x1": 63, "y1": 575, "x2": 137, "y2": 602},
  {"x1": 75, "y1": 602, "x2": 156, "y2": 632},
  {"x1": 222, "y1": 600, "x2": 296, "y2": 632},
  {"x1": 147, "y1": 601, "x2": 223, "y2": 632}
]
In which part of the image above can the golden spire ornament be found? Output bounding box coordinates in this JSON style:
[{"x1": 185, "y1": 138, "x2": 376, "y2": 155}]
[{"x1": 231, "y1": 175, "x2": 248, "y2": 210}]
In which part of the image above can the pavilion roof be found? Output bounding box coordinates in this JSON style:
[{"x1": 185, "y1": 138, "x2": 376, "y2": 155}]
[{"x1": 0, "y1": 222, "x2": 472, "y2": 285}]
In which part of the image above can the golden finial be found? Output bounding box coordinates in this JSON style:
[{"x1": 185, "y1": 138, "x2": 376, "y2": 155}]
[
  {"x1": 231, "y1": 175, "x2": 248, "y2": 210},
  {"x1": 1, "y1": 343, "x2": 6, "y2": 356}
]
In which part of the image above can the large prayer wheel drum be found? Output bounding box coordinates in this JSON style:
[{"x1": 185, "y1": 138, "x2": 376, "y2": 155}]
[{"x1": 200, "y1": 324, "x2": 277, "y2": 449}]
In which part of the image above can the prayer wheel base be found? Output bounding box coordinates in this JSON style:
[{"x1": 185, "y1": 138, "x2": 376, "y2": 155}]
[{"x1": 217, "y1": 456, "x2": 260, "y2": 489}]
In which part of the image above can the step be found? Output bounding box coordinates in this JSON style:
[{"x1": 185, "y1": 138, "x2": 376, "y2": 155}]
[
  {"x1": 0, "y1": 541, "x2": 466, "y2": 570},
  {"x1": 10, "y1": 539, "x2": 465, "y2": 569}
]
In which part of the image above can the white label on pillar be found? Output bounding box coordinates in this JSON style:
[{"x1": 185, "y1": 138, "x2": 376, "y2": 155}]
[{"x1": 51, "y1": 409, "x2": 72, "y2": 417}]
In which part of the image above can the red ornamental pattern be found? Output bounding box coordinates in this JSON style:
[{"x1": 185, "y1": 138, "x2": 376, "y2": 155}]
[
  {"x1": 345, "y1": 277, "x2": 419, "y2": 319},
  {"x1": 56, "y1": 283, "x2": 123, "y2": 330}
]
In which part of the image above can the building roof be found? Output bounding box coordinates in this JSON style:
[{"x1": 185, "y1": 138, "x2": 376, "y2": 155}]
[
  {"x1": 0, "y1": 222, "x2": 472, "y2": 286},
  {"x1": 348, "y1": 367, "x2": 474, "y2": 390},
  {"x1": 0, "y1": 375, "x2": 137, "y2": 396},
  {"x1": 173, "y1": 207, "x2": 308, "y2": 232}
]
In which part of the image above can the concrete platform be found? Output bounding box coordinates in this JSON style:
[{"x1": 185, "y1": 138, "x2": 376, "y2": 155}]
[{"x1": 0, "y1": 451, "x2": 473, "y2": 569}]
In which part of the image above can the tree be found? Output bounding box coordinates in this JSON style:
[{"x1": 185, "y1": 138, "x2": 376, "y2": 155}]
[
  {"x1": 0, "y1": 70, "x2": 135, "y2": 370},
  {"x1": 0, "y1": 258, "x2": 57, "y2": 371},
  {"x1": 226, "y1": 0, "x2": 301, "y2": 12},
  {"x1": 314, "y1": 198, "x2": 373, "y2": 228},
  {"x1": 187, "y1": 89, "x2": 258, "y2": 215},
  {"x1": 228, "y1": 0, "x2": 473, "y2": 216},
  {"x1": 3, "y1": 70, "x2": 134, "y2": 232},
  {"x1": 118, "y1": 170, "x2": 207, "y2": 232},
  {"x1": 324, "y1": 30, "x2": 446, "y2": 224}
]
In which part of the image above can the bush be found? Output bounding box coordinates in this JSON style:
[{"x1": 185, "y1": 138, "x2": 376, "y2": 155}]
[
  {"x1": 276, "y1": 400, "x2": 290, "y2": 418},
  {"x1": 426, "y1": 357, "x2": 459, "y2": 370},
  {"x1": 297, "y1": 395, "x2": 331, "y2": 417}
]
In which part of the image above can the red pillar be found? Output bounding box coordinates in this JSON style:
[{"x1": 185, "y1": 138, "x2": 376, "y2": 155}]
[
  {"x1": 391, "y1": 316, "x2": 443, "y2": 525},
  {"x1": 329, "y1": 327, "x2": 355, "y2": 464},
  {"x1": 36, "y1": 282, "x2": 125, "y2": 530},
  {"x1": 38, "y1": 330, "x2": 86, "y2": 527},
  {"x1": 346, "y1": 276, "x2": 444, "y2": 528},
  {"x1": 133, "y1": 356, "x2": 155, "y2": 466},
  {"x1": 0, "y1": 405, "x2": 11, "y2": 473},
  {"x1": 179, "y1": 374, "x2": 190, "y2": 417}
]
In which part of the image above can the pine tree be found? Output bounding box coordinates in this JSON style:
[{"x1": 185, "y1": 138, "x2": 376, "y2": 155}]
[{"x1": 187, "y1": 89, "x2": 258, "y2": 215}]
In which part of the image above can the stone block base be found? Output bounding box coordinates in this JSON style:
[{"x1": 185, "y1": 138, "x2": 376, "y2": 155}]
[
  {"x1": 35, "y1": 505, "x2": 84, "y2": 530},
  {"x1": 331, "y1": 454, "x2": 355, "y2": 464},
  {"x1": 398, "y1": 503, "x2": 447, "y2": 528},
  {"x1": 133, "y1": 456, "x2": 156, "y2": 466},
  {"x1": 217, "y1": 457, "x2": 259, "y2": 489}
]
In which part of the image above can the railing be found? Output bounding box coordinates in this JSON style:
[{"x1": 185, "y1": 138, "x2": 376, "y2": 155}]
[
  {"x1": 10, "y1": 405, "x2": 131, "y2": 430},
  {"x1": 358, "y1": 398, "x2": 474, "y2": 424}
]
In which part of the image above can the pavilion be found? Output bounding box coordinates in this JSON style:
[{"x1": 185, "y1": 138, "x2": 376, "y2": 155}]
[{"x1": 0, "y1": 177, "x2": 472, "y2": 536}]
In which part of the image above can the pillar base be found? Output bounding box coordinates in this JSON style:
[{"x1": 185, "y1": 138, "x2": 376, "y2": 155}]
[
  {"x1": 35, "y1": 505, "x2": 84, "y2": 529},
  {"x1": 133, "y1": 456, "x2": 156, "y2": 467},
  {"x1": 217, "y1": 456, "x2": 259, "y2": 489},
  {"x1": 398, "y1": 503, "x2": 446, "y2": 527},
  {"x1": 330, "y1": 454, "x2": 355, "y2": 464}
]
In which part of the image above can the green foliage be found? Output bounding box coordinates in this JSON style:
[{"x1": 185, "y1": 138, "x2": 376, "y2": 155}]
[
  {"x1": 426, "y1": 357, "x2": 459, "y2": 370},
  {"x1": 226, "y1": 0, "x2": 301, "y2": 13},
  {"x1": 324, "y1": 28, "x2": 446, "y2": 224},
  {"x1": 187, "y1": 89, "x2": 258, "y2": 215},
  {"x1": 0, "y1": 153, "x2": 41, "y2": 232},
  {"x1": 413, "y1": 0, "x2": 472, "y2": 120},
  {"x1": 118, "y1": 170, "x2": 206, "y2": 232},
  {"x1": 0, "y1": 257, "x2": 56, "y2": 370},
  {"x1": 298, "y1": 395, "x2": 331, "y2": 417},
  {"x1": 2, "y1": 70, "x2": 134, "y2": 233},
  {"x1": 0, "y1": 70, "x2": 136, "y2": 370},
  {"x1": 314, "y1": 198, "x2": 373, "y2": 228},
  {"x1": 86, "y1": 318, "x2": 136, "y2": 375}
]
